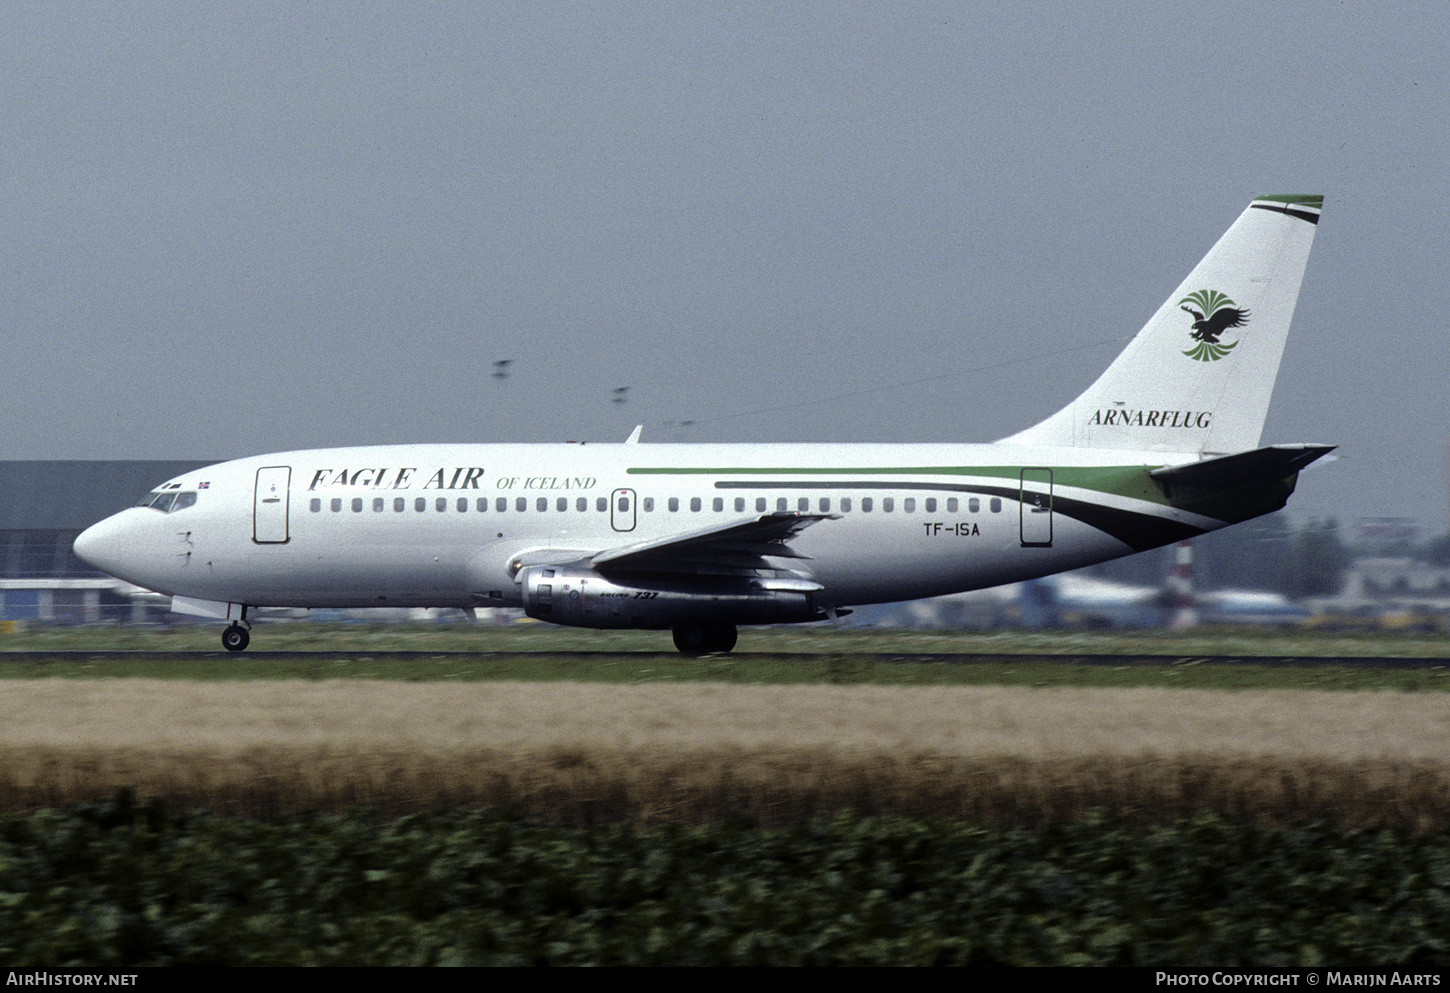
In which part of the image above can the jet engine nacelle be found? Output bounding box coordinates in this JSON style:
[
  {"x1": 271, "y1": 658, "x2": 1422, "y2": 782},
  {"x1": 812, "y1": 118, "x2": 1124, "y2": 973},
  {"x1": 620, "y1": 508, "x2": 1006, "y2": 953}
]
[{"x1": 518, "y1": 564, "x2": 823, "y2": 629}]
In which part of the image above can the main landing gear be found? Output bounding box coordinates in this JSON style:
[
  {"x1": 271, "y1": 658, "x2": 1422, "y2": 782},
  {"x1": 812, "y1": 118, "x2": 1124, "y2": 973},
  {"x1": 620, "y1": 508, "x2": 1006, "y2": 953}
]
[
  {"x1": 222, "y1": 606, "x2": 251, "y2": 652},
  {"x1": 672, "y1": 623, "x2": 738, "y2": 657}
]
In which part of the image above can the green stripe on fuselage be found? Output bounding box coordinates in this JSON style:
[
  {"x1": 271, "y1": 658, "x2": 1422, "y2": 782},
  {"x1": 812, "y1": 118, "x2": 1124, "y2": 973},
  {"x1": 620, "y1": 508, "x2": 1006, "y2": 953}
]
[
  {"x1": 626, "y1": 464, "x2": 1169, "y2": 505},
  {"x1": 625, "y1": 462, "x2": 1303, "y2": 550}
]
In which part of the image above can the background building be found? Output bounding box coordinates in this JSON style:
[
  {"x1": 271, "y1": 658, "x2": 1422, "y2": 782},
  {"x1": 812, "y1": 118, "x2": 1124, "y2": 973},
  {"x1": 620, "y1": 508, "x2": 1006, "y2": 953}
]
[{"x1": 0, "y1": 461, "x2": 211, "y2": 623}]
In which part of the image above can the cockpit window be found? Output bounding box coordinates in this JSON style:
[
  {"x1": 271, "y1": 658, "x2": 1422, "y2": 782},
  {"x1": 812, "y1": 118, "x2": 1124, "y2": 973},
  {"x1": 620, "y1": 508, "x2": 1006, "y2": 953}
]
[
  {"x1": 135, "y1": 490, "x2": 197, "y2": 513},
  {"x1": 138, "y1": 491, "x2": 176, "y2": 512}
]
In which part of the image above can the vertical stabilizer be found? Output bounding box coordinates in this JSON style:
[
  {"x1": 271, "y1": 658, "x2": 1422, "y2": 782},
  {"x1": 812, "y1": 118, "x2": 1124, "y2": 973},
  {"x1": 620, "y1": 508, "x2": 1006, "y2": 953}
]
[{"x1": 999, "y1": 195, "x2": 1322, "y2": 454}]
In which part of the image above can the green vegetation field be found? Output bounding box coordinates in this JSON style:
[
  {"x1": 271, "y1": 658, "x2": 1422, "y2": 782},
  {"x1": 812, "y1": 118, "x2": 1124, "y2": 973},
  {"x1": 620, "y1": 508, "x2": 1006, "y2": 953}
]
[
  {"x1": 6, "y1": 795, "x2": 1450, "y2": 966},
  {"x1": 4, "y1": 622, "x2": 1450, "y2": 965}
]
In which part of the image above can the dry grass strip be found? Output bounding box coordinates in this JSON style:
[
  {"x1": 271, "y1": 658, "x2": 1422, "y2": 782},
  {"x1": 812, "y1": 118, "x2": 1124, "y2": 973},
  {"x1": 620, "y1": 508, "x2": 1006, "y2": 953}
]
[{"x1": 4, "y1": 679, "x2": 1450, "y2": 828}]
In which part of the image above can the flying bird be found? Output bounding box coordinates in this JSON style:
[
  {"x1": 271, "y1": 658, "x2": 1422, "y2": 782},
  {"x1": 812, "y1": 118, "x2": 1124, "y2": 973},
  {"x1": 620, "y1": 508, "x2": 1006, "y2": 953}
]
[{"x1": 1180, "y1": 305, "x2": 1250, "y2": 343}]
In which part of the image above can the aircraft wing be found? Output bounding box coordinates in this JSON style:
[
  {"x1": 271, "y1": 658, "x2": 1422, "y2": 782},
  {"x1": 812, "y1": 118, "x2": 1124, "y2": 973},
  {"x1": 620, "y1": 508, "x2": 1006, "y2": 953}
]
[{"x1": 589, "y1": 511, "x2": 837, "y2": 576}]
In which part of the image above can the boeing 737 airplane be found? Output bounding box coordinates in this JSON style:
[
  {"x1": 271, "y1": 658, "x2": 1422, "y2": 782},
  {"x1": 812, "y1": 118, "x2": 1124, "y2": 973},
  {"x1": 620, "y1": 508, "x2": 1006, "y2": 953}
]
[{"x1": 74, "y1": 194, "x2": 1331, "y2": 654}]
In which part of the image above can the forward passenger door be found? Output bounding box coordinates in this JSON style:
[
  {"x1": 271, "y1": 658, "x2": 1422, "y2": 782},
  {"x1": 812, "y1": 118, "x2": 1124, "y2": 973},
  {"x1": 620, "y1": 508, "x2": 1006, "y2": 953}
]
[{"x1": 253, "y1": 466, "x2": 291, "y2": 544}]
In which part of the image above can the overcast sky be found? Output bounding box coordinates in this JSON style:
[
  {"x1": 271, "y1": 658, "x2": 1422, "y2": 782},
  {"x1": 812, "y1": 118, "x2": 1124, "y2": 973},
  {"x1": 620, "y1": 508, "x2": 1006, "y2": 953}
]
[{"x1": 5, "y1": 2, "x2": 1447, "y2": 533}]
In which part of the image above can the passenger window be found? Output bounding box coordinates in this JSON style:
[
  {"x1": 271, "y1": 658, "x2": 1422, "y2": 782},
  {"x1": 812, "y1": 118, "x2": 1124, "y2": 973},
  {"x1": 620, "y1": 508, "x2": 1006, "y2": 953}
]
[
  {"x1": 351, "y1": 498, "x2": 363, "y2": 513},
  {"x1": 478, "y1": 498, "x2": 488, "y2": 512},
  {"x1": 756, "y1": 498, "x2": 766, "y2": 512},
  {"x1": 925, "y1": 498, "x2": 937, "y2": 512},
  {"x1": 990, "y1": 498, "x2": 1002, "y2": 513},
  {"x1": 617, "y1": 496, "x2": 629, "y2": 512},
  {"x1": 883, "y1": 498, "x2": 894, "y2": 512},
  {"x1": 596, "y1": 497, "x2": 607, "y2": 512},
  {"x1": 713, "y1": 497, "x2": 723, "y2": 512},
  {"x1": 459, "y1": 498, "x2": 470, "y2": 512},
  {"x1": 776, "y1": 498, "x2": 787, "y2": 512},
  {"x1": 690, "y1": 497, "x2": 701, "y2": 512},
  {"x1": 734, "y1": 497, "x2": 745, "y2": 512},
  {"x1": 643, "y1": 497, "x2": 654, "y2": 512},
  {"x1": 968, "y1": 498, "x2": 979, "y2": 513},
  {"x1": 374, "y1": 497, "x2": 385, "y2": 512},
  {"x1": 947, "y1": 498, "x2": 958, "y2": 513},
  {"x1": 536, "y1": 497, "x2": 547, "y2": 512},
  {"x1": 841, "y1": 497, "x2": 852, "y2": 512},
  {"x1": 819, "y1": 498, "x2": 830, "y2": 512},
  {"x1": 556, "y1": 497, "x2": 567, "y2": 512},
  {"x1": 577, "y1": 497, "x2": 587, "y2": 512},
  {"x1": 415, "y1": 497, "x2": 426, "y2": 512},
  {"x1": 330, "y1": 498, "x2": 342, "y2": 512},
  {"x1": 904, "y1": 498, "x2": 915, "y2": 513},
  {"x1": 396, "y1": 498, "x2": 406, "y2": 512},
  {"x1": 516, "y1": 497, "x2": 526, "y2": 512},
  {"x1": 310, "y1": 498, "x2": 321, "y2": 513},
  {"x1": 668, "y1": 497, "x2": 679, "y2": 512},
  {"x1": 497, "y1": 497, "x2": 507, "y2": 512},
  {"x1": 797, "y1": 497, "x2": 808, "y2": 512},
  {"x1": 862, "y1": 497, "x2": 873, "y2": 512}
]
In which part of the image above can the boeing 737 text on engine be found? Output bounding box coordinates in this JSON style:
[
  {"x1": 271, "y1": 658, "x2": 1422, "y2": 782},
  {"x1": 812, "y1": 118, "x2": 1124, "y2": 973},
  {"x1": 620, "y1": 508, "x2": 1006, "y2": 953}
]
[{"x1": 75, "y1": 195, "x2": 1332, "y2": 655}]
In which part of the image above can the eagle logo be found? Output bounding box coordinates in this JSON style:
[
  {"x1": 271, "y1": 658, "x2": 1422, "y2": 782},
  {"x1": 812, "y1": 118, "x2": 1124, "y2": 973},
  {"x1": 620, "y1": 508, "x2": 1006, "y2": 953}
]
[{"x1": 1178, "y1": 289, "x2": 1249, "y2": 362}]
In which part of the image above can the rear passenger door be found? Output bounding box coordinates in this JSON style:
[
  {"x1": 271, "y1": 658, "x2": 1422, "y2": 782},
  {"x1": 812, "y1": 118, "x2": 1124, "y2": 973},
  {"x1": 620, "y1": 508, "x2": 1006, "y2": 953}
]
[{"x1": 1019, "y1": 468, "x2": 1052, "y2": 547}]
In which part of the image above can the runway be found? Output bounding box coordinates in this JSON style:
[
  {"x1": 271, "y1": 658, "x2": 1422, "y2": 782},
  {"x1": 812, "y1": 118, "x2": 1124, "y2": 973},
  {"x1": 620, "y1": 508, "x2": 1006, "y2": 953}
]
[{"x1": 1, "y1": 650, "x2": 1447, "y2": 667}]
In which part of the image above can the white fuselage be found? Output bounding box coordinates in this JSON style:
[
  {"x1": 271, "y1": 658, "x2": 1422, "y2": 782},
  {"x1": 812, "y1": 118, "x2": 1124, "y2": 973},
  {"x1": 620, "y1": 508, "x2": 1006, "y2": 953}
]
[
  {"x1": 70, "y1": 195, "x2": 1328, "y2": 652},
  {"x1": 74, "y1": 440, "x2": 1223, "y2": 615}
]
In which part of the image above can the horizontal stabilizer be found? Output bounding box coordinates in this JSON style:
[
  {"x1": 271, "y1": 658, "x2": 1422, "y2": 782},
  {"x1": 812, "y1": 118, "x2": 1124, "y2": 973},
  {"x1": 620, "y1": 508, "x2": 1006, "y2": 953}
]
[{"x1": 1149, "y1": 444, "x2": 1336, "y2": 488}]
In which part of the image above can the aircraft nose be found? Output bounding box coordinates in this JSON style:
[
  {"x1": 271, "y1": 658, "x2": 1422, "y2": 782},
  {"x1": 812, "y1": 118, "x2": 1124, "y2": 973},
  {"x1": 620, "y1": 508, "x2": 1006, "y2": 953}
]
[{"x1": 74, "y1": 513, "x2": 137, "y2": 579}]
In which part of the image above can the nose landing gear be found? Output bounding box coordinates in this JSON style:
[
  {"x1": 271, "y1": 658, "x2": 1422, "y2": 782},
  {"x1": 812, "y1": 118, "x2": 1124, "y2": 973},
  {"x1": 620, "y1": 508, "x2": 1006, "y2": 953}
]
[{"x1": 221, "y1": 605, "x2": 252, "y2": 652}]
